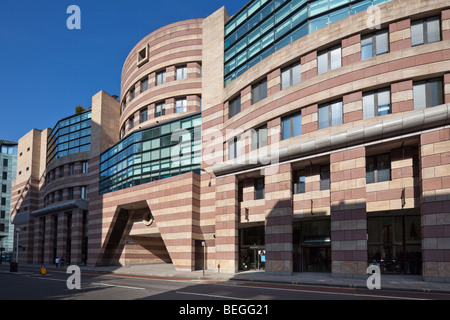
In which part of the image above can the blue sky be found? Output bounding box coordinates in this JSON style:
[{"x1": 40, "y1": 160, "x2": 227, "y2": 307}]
[{"x1": 0, "y1": 0, "x2": 245, "y2": 143}]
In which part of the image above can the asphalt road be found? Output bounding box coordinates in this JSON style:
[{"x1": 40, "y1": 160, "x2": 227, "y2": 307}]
[{"x1": 1, "y1": 266, "x2": 449, "y2": 318}]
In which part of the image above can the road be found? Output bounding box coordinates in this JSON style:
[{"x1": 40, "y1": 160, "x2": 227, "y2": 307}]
[{"x1": 1, "y1": 265, "x2": 449, "y2": 316}]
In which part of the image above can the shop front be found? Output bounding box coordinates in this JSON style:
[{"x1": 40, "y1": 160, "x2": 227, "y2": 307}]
[
  {"x1": 367, "y1": 212, "x2": 422, "y2": 275},
  {"x1": 293, "y1": 219, "x2": 331, "y2": 273}
]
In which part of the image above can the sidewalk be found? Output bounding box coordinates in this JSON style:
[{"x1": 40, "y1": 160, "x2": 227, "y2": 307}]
[{"x1": 7, "y1": 262, "x2": 449, "y2": 294}]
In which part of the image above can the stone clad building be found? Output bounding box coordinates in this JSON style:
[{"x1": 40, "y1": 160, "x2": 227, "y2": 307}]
[{"x1": 10, "y1": 0, "x2": 450, "y2": 282}]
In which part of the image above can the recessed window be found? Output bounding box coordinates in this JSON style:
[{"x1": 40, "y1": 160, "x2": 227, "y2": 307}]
[
  {"x1": 281, "y1": 62, "x2": 301, "y2": 90},
  {"x1": 155, "y1": 102, "x2": 165, "y2": 117},
  {"x1": 82, "y1": 161, "x2": 88, "y2": 174},
  {"x1": 282, "y1": 113, "x2": 302, "y2": 140},
  {"x1": 293, "y1": 170, "x2": 306, "y2": 194},
  {"x1": 129, "y1": 87, "x2": 135, "y2": 101},
  {"x1": 251, "y1": 79, "x2": 267, "y2": 104},
  {"x1": 251, "y1": 125, "x2": 267, "y2": 151},
  {"x1": 140, "y1": 78, "x2": 149, "y2": 93},
  {"x1": 320, "y1": 165, "x2": 330, "y2": 191},
  {"x1": 255, "y1": 177, "x2": 265, "y2": 200},
  {"x1": 156, "y1": 70, "x2": 166, "y2": 86},
  {"x1": 361, "y1": 29, "x2": 389, "y2": 60},
  {"x1": 363, "y1": 88, "x2": 391, "y2": 118},
  {"x1": 228, "y1": 96, "x2": 241, "y2": 119},
  {"x1": 411, "y1": 16, "x2": 441, "y2": 47},
  {"x1": 140, "y1": 109, "x2": 148, "y2": 123},
  {"x1": 413, "y1": 78, "x2": 444, "y2": 109},
  {"x1": 366, "y1": 153, "x2": 391, "y2": 184},
  {"x1": 176, "y1": 65, "x2": 187, "y2": 80},
  {"x1": 318, "y1": 101, "x2": 343, "y2": 129},
  {"x1": 318, "y1": 46, "x2": 341, "y2": 75},
  {"x1": 228, "y1": 136, "x2": 241, "y2": 160},
  {"x1": 176, "y1": 98, "x2": 187, "y2": 113},
  {"x1": 81, "y1": 186, "x2": 87, "y2": 199},
  {"x1": 137, "y1": 45, "x2": 149, "y2": 67}
]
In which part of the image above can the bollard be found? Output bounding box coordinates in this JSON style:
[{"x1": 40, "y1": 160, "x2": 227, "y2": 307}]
[{"x1": 40, "y1": 265, "x2": 47, "y2": 275}]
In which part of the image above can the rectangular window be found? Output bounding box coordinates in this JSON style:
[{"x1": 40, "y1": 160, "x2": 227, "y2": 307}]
[
  {"x1": 255, "y1": 177, "x2": 265, "y2": 200},
  {"x1": 2, "y1": 159, "x2": 8, "y2": 167},
  {"x1": 1, "y1": 184, "x2": 6, "y2": 193},
  {"x1": 294, "y1": 170, "x2": 306, "y2": 194},
  {"x1": 2, "y1": 172, "x2": 7, "y2": 180},
  {"x1": 361, "y1": 29, "x2": 389, "y2": 60},
  {"x1": 156, "y1": 70, "x2": 166, "y2": 86},
  {"x1": 366, "y1": 153, "x2": 391, "y2": 184},
  {"x1": 228, "y1": 96, "x2": 241, "y2": 119},
  {"x1": 69, "y1": 163, "x2": 75, "y2": 175},
  {"x1": 411, "y1": 16, "x2": 441, "y2": 47},
  {"x1": 68, "y1": 187, "x2": 74, "y2": 200},
  {"x1": 320, "y1": 165, "x2": 330, "y2": 190},
  {"x1": 363, "y1": 88, "x2": 391, "y2": 118},
  {"x1": 252, "y1": 79, "x2": 268, "y2": 104},
  {"x1": 140, "y1": 78, "x2": 149, "y2": 93},
  {"x1": 1, "y1": 198, "x2": 5, "y2": 206},
  {"x1": 228, "y1": 136, "x2": 241, "y2": 160},
  {"x1": 129, "y1": 88, "x2": 135, "y2": 101},
  {"x1": 318, "y1": 101, "x2": 343, "y2": 129},
  {"x1": 140, "y1": 109, "x2": 148, "y2": 123},
  {"x1": 318, "y1": 46, "x2": 341, "y2": 75},
  {"x1": 281, "y1": 62, "x2": 301, "y2": 90},
  {"x1": 81, "y1": 186, "x2": 87, "y2": 199},
  {"x1": 176, "y1": 98, "x2": 187, "y2": 113},
  {"x1": 59, "y1": 166, "x2": 64, "y2": 177},
  {"x1": 282, "y1": 113, "x2": 302, "y2": 140},
  {"x1": 413, "y1": 78, "x2": 444, "y2": 109},
  {"x1": 155, "y1": 103, "x2": 166, "y2": 117},
  {"x1": 176, "y1": 65, "x2": 187, "y2": 80},
  {"x1": 251, "y1": 125, "x2": 268, "y2": 151},
  {"x1": 82, "y1": 161, "x2": 88, "y2": 174}
]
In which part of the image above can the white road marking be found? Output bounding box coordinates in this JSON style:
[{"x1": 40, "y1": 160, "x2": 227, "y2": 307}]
[{"x1": 176, "y1": 291, "x2": 249, "y2": 300}]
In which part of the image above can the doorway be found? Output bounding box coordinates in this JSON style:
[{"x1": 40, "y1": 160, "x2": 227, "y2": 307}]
[{"x1": 239, "y1": 225, "x2": 265, "y2": 271}]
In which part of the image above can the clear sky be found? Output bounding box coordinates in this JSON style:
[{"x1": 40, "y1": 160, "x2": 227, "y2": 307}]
[{"x1": 0, "y1": 0, "x2": 245, "y2": 143}]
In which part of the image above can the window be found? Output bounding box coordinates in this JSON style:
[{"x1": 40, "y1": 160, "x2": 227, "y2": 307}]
[
  {"x1": 69, "y1": 163, "x2": 75, "y2": 175},
  {"x1": 155, "y1": 102, "x2": 165, "y2": 117},
  {"x1": 252, "y1": 79, "x2": 267, "y2": 104},
  {"x1": 2, "y1": 172, "x2": 7, "y2": 180},
  {"x1": 413, "y1": 78, "x2": 444, "y2": 109},
  {"x1": 156, "y1": 70, "x2": 166, "y2": 86},
  {"x1": 1, "y1": 198, "x2": 5, "y2": 206},
  {"x1": 1, "y1": 210, "x2": 5, "y2": 218},
  {"x1": 251, "y1": 125, "x2": 268, "y2": 151},
  {"x1": 140, "y1": 78, "x2": 149, "y2": 93},
  {"x1": 2, "y1": 159, "x2": 7, "y2": 167},
  {"x1": 129, "y1": 117, "x2": 135, "y2": 129},
  {"x1": 281, "y1": 62, "x2": 301, "y2": 90},
  {"x1": 129, "y1": 87, "x2": 135, "y2": 101},
  {"x1": 366, "y1": 153, "x2": 391, "y2": 184},
  {"x1": 176, "y1": 98, "x2": 187, "y2": 113},
  {"x1": 176, "y1": 65, "x2": 187, "y2": 80},
  {"x1": 68, "y1": 187, "x2": 74, "y2": 200},
  {"x1": 81, "y1": 186, "x2": 87, "y2": 199},
  {"x1": 363, "y1": 88, "x2": 391, "y2": 118},
  {"x1": 140, "y1": 109, "x2": 148, "y2": 123},
  {"x1": 1, "y1": 184, "x2": 6, "y2": 193},
  {"x1": 320, "y1": 165, "x2": 330, "y2": 190},
  {"x1": 318, "y1": 46, "x2": 341, "y2": 75},
  {"x1": 59, "y1": 166, "x2": 64, "y2": 177},
  {"x1": 137, "y1": 46, "x2": 149, "y2": 66},
  {"x1": 228, "y1": 96, "x2": 241, "y2": 119},
  {"x1": 58, "y1": 190, "x2": 63, "y2": 202},
  {"x1": 282, "y1": 113, "x2": 302, "y2": 140},
  {"x1": 255, "y1": 177, "x2": 265, "y2": 200},
  {"x1": 82, "y1": 161, "x2": 88, "y2": 174},
  {"x1": 318, "y1": 101, "x2": 343, "y2": 129},
  {"x1": 294, "y1": 170, "x2": 306, "y2": 194},
  {"x1": 361, "y1": 29, "x2": 389, "y2": 60},
  {"x1": 411, "y1": 16, "x2": 441, "y2": 47},
  {"x1": 228, "y1": 136, "x2": 241, "y2": 160}
]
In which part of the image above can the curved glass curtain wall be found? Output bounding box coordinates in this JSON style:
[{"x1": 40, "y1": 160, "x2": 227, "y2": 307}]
[
  {"x1": 99, "y1": 113, "x2": 202, "y2": 195},
  {"x1": 224, "y1": 0, "x2": 392, "y2": 87},
  {"x1": 46, "y1": 111, "x2": 92, "y2": 165}
]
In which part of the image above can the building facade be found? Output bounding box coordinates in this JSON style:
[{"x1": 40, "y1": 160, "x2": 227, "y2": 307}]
[
  {"x1": 0, "y1": 140, "x2": 17, "y2": 255},
  {"x1": 11, "y1": 0, "x2": 450, "y2": 282}
]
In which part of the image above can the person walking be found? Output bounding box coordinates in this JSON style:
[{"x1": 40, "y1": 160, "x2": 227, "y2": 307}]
[{"x1": 55, "y1": 257, "x2": 59, "y2": 268}]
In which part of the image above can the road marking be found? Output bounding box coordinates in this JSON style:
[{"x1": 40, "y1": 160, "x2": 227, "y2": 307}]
[
  {"x1": 92, "y1": 282, "x2": 146, "y2": 290},
  {"x1": 176, "y1": 291, "x2": 249, "y2": 300},
  {"x1": 220, "y1": 283, "x2": 430, "y2": 300}
]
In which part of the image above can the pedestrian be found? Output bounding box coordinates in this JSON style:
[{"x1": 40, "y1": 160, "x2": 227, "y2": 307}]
[
  {"x1": 60, "y1": 256, "x2": 65, "y2": 267},
  {"x1": 55, "y1": 257, "x2": 59, "y2": 268}
]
